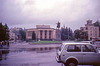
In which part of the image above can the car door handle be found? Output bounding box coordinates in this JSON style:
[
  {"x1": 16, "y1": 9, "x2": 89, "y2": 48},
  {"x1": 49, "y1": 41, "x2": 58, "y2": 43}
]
[{"x1": 63, "y1": 55, "x2": 65, "y2": 56}]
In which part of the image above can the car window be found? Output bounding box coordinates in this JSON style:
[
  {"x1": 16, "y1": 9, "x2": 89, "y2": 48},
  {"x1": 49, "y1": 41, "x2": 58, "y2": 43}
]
[
  {"x1": 82, "y1": 45, "x2": 96, "y2": 52},
  {"x1": 67, "y1": 45, "x2": 81, "y2": 52}
]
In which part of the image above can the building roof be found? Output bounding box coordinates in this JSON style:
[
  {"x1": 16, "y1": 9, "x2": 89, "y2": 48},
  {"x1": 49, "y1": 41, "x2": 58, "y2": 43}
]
[{"x1": 36, "y1": 25, "x2": 50, "y2": 29}]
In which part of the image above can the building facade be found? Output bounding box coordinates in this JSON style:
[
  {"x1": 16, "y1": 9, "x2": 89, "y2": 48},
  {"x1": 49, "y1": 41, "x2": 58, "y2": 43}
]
[
  {"x1": 80, "y1": 20, "x2": 99, "y2": 40},
  {"x1": 26, "y1": 25, "x2": 61, "y2": 41},
  {"x1": 9, "y1": 27, "x2": 22, "y2": 40},
  {"x1": 9, "y1": 31, "x2": 16, "y2": 40}
]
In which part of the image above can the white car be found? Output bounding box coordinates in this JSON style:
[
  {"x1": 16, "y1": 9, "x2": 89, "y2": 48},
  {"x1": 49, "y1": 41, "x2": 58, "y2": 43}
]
[{"x1": 56, "y1": 42, "x2": 100, "y2": 66}]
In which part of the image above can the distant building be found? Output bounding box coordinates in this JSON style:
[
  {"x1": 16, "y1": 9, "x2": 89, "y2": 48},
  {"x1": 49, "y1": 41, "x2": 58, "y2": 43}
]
[
  {"x1": 80, "y1": 20, "x2": 99, "y2": 40},
  {"x1": 9, "y1": 30, "x2": 18, "y2": 40},
  {"x1": 26, "y1": 25, "x2": 61, "y2": 41},
  {"x1": 9, "y1": 27, "x2": 22, "y2": 40}
]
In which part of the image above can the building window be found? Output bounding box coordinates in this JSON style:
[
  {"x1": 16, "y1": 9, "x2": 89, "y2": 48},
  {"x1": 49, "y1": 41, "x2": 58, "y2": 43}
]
[
  {"x1": 95, "y1": 31, "x2": 97, "y2": 33},
  {"x1": 86, "y1": 27, "x2": 88, "y2": 30},
  {"x1": 95, "y1": 34, "x2": 97, "y2": 36},
  {"x1": 90, "y1": 31, "x2": 92, "y2": 36},
  {"x1": 28, "y1": 31, "x2": 32, "y2": 36},
  {"x1": 90, "y1": 34, "x2": 92, "y2": 36}
]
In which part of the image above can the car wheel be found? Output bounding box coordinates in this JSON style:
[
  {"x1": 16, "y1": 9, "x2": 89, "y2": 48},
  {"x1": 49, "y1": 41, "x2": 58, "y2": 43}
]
[{"x1": 65, "y1": 61, "x2": 77, "y2": 66}]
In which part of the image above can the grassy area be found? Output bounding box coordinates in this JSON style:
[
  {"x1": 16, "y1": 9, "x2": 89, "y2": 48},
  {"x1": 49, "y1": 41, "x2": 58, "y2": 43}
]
[{"x1": 32, "y1": 41, "x2": 62, "y2": 44}]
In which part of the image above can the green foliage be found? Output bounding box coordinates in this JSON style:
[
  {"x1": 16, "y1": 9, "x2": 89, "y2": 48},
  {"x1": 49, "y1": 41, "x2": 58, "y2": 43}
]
[
  {"x1": 93, "y1": 20, "x2": 100, "y2": 27},
  {"x1": 61, "y1": 26, "x2": 73, "y2": 40},
  {"x1": 74, "y1": 29, "x2": 80, "y2": 40},
  {"x1": 18, "y1": 29, "x2": 26, "y2": 41},
  {"x1": 4, "y1": 23, "x2": 9, "y2": 40},
  {"x1": 93, "y1": 20, "x2": 100, "y2": 37},
  {"x1": 0, "y1": 22, "x2": 9, "y2": 41},
  {"x1": 33, "y1": 41, "x2": 62, "y2": 44},
  {"x1": 74, "y1": 29, "x2": 88, "y2": 41},
  {"x1": 80, "y1": 31, "x2": 88, "y2": 40}
]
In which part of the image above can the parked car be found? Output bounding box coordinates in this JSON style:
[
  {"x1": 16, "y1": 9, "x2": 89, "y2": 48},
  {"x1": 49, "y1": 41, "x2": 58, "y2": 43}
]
[{"x1": 56, "y1": 42, "x2": 100, "y2": 66}]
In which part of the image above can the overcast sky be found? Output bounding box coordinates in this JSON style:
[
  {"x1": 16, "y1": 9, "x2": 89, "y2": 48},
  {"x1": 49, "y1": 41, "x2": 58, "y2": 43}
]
[{"x1": 0, "y1": 0, "x2": 100, "y2": 30}]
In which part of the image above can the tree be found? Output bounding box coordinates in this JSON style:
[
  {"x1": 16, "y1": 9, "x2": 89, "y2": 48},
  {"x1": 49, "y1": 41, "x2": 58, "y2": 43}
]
[
  {"x1": 68, "y1": 28, "x2": 73, "y2": 40},
  {"x1": 4, "y1": 23, "x2": 9, "y2": 40},
  {"x1": 80, "y1": 31, "x2": 88, "y2": 40},
  {"x1": 61, "y1": 26, "x2": 73, "y2": 40},
  {"x1": 93, "y1": 20, "x2": 100, "y2": 27},
  {"x1": 74, "y1": 29, "x2": 88, "y2": 41},
  {"x1": 93, "y1": 20, "x2": 100, "y2": 37},
  {"x1": 19, "y1": 29, "x2": 26, "y2": 41},
  {"x1": 0, "y1": 22, "x2": 5, "y2": 41},
  {"x1": 0, "y1": 22, "x2": 9, "y2": 41},
  {"x1": 74, "y1": 29, "x2": 80, "y2": 40},
  {"x1": 61, "y1": 27, "x2": 66, "y2": 40}
]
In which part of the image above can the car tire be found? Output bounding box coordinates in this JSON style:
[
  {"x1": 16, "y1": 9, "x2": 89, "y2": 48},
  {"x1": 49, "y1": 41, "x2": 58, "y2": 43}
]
[{"x1": 65, "y1": 61, "x2": 77, "y2": 66}]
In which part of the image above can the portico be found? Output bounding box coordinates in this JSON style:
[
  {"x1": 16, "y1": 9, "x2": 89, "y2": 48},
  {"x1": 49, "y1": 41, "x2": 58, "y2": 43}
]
[{"x1": 26, "y1": 25, "x2": 60, "y2": 41}]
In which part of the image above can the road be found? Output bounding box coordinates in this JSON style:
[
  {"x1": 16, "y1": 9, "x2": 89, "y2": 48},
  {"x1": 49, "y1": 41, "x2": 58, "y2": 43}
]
[{"x1": 0, "y1": 42, "x2": 93, "y2": 66}]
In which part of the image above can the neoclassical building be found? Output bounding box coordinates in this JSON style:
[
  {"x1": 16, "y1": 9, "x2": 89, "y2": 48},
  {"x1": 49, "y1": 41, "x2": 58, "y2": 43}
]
[
  {"x1": 80, "y1": 20, "x2": 99, "y2": 40},
  {"x1": 26, "y1": 25, "x2": 61, "y2": 41}
]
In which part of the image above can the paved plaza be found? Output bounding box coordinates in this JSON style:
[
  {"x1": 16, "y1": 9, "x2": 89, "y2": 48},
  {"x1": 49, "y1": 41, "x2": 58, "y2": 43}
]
[{"x1": 0, "y1": 42, "x2": 94, "y2": 66}]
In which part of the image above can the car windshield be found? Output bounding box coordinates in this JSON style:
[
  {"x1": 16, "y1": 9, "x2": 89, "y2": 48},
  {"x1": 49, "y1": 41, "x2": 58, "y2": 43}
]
[{"x1": 59, "y1": 44, "x2": 64, "y2": 51}]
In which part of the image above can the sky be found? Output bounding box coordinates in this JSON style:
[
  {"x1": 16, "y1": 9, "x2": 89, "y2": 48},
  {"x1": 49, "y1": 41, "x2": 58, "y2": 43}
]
[{"x1": 0, "y1": 0, "x2": 100, "y2": 31}]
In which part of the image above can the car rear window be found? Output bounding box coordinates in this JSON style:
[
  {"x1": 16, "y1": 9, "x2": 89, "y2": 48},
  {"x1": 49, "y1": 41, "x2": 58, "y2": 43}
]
[
  {"x1": 67, "y1": 45, "x2": 81, "y2": 52},
  {"x1": 82, "y1": 45, "x2": 96, "y2": 52}
]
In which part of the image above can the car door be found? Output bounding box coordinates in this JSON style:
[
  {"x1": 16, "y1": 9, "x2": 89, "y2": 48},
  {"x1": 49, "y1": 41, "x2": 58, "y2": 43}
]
[
  {"x1": 82, "y1": 45, "x2": 99, "y2": 64},
  {"x1": 62, "y1": 45, "x2": 83, "y2": 63}
]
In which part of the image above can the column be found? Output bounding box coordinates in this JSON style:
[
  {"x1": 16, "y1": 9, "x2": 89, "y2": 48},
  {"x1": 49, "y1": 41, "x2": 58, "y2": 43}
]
[
  {"x1": 47, "y1": 30, "x2": 49, "y2": 40},
  {"x1": 42, "y1": 30, "x2": 45, "y2": 40}
]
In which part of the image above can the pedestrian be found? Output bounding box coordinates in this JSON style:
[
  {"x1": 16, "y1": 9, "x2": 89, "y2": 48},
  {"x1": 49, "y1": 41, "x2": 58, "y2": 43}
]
[
  {"x1": 0, "y1": 42, "x2": 1, "y2": 48},
  {"x1": 0, "y1": 42, "x2": 3, "y2": 48},
  {"x1": 4, "y1": 41, "x2": 6, "y2": 45},
  {"x1": 2, "y1": 42, "x2": 4, "y2": 48}
]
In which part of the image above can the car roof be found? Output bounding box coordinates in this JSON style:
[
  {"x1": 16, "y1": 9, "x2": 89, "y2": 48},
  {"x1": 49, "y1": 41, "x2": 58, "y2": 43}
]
[{"x1": 62, "y1": 42, "x2": 91, "y2": 45}]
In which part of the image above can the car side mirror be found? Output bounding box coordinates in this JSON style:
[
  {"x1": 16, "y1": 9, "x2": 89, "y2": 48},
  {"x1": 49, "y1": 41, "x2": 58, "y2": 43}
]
[
  {"x1": 95, "y1": 50, "x2": 97, "y2": 53},
  {"x1": 92, "y1": 49, "x2": 97, "y2": 53},
  {"x1": 94, "y1": 49, "x2": 98, "y2": 53}
]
